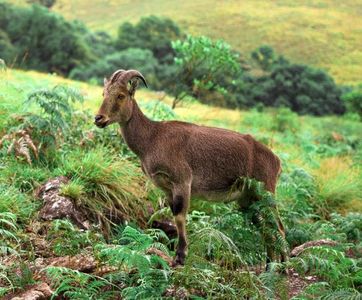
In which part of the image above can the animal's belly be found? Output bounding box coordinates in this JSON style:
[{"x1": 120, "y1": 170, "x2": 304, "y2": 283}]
[{"x1": 192, "y1": 189, "x2": 242, "y2": 203}]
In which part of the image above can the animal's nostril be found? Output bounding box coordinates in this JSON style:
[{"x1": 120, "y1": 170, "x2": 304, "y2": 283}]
[{"x1": 95, "y1": 115, "x2": 103, "y2": 122}]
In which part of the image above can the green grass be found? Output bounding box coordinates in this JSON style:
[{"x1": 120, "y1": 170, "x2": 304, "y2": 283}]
[
  {"x1": 1, "y1": 68, "x2": 362, "y2": 214},
  {"x1": 47, "y1": 0, "x2": 362, "y2": 85},
  {"x1": 1, "y1": 68, "x2": 362, "y2": 299}
]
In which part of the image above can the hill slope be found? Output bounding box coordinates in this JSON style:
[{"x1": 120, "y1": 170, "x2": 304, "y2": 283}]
[
  {"x1": 1, "y1": 68, "x2": 362, "y2": 298},
  {"x1": 52, "y1": 0, "x2": 362, "y2": 85}
]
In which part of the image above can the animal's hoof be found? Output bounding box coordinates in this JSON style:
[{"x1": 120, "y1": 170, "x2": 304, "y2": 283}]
[{"x1": 172, "y1": 253, "x2": 185, "y2": 267}]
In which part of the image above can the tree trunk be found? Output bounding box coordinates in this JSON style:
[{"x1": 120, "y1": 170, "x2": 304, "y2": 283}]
[{"x1": 172, "y1": 97, "x2": 178, "y2": 109}]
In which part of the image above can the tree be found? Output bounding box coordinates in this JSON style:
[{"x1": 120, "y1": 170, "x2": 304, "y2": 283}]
[
  {"x1": 116, "y1": 16, "x2": 184, "y2": 63},
  {"x1": 0, "y1": 30, "x2": 16, "y2": 64},
  {"x1": 168, "y1": 35, "x2": 241, "y2": 108},
  {"x1": 244, "y1": 63, "x2": 345, "y2": 115},
  {"x1": 70, "y1": 48, "x2": 158, "y2": 86},
  {"x1": 27, "y1": 0, "x2": 56, "y2": 8},
  {"x1": 251, "y1": 45, "x2": 289, "y2": 72},
  {"x1": 0, "y1": 3, "x2": 92, "y2": 75},
  {"x1": 342, "y1": 86, "x2": 362, "y2": 121}
]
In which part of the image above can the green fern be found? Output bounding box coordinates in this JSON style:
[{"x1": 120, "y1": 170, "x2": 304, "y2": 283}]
[
  {"x1": 289, "y1": 246, "x2": 358, "y2": 285},
  {"x1": 46, "y1": 266, "x2": 120, "y2": 300},
  {"x1": 0, "y1": 212, "x2": 19, "y2": 256},
  {"x1": 0, "y1": 265, "x2": 14, "y2": 297},
  {"x1": 237, "y1": 177, "x2": 290, "y2": 261},
  {"x1": 96, "y1": 226, "x2": 171, "y2": 299},
  {"x1": 25, "y1": 85, "x2": 83, "y2": 133},
  {"x1": 293, "y1": 282, "x2": 362, "y2": 300},
  {"x1": 188, "y1": 226, "x2": 245, "y2": 268},
  {"x1": 47, "y1": 219, "x2": 102, "y2": 256}
]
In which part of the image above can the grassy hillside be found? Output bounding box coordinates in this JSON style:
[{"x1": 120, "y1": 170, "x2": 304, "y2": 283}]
[
  {"x1": 49, "y1": 0, "x2": 362, "y2": 85},
  {"x1": 1, "y1": 69, "x2": 362, "y2": 298},
  {"x1": 1, "y1": 68, "x2": 361, "y2": 202}
]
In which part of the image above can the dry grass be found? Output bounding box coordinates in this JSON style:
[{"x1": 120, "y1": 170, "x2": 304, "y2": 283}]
[{"x1": 313, "y1": 156, "x2": 362, "y2": 214}]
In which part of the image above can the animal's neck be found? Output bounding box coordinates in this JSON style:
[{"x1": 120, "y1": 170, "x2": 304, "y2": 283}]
[{"x1": 120, "y1": 99, "x2": 157, "y2": 158}]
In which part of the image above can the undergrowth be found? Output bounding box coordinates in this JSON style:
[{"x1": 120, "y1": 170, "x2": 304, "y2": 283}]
[{"x1": 0, "y1": 81, "x2": 361, "y2": 299}]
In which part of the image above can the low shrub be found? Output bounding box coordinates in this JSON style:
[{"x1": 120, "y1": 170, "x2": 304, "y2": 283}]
[
  {"x1": 140, "y1": 100, "x2": 176, "y2": 121},
  {"x1": 271, "y1": 107, "x2": 300, "y2": 133}
]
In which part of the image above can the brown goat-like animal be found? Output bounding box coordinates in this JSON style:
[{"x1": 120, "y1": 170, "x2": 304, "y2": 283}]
[{"x1": 95, "y1": 69, "x2": 286, "y2": 266}]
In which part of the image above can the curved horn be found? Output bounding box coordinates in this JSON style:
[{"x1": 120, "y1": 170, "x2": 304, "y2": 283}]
[
  {"x1": 121, "y1": 69, "x2": 148, "y2": 88},
  {"x1": 109, "y1": 69, "x2": 126, "y2": 84}
]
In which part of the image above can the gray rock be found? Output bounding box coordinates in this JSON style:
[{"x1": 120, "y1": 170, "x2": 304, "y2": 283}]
[{"x1": 36, "y1": 176, "x2": 89, "y2": 229}]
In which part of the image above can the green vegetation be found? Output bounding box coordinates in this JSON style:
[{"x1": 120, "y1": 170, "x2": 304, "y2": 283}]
[
  {"x1": 1, "y1": 0, "x2": 362, "y2": 298},
  {"x1": 0, "y1": 68, "x2": 361, "y2": 298},
  {"x1": 0, "y1": 2, "x2": 92, "y2": 74},
  {"x1": 169, "y1": 35, "x2": 240, "y2": 108},
  {"x1": 115, "y1": 15, "x2": 183, "y2": 64},
  {"x1": 70, "y1": 48, "x2": 158, "y2": 86},
  {"x1": 2, "y1": 2, "x2": 357, "y2": 116},
  {"x1": 50, "y1": 0, "x2": 362, "y2": 86},
  {"x1": 343, "y1": 85, "x2": 362, "y2": 121},
  {"x1": 243, "y1": 62, "x2": 345, "y2": 115}
]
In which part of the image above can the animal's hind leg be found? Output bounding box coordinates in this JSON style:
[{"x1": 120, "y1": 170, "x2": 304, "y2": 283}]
[
  {"x1": 237, "y1": 182, "x2": 288, "y2": 266},
  {"x1": 236, "y1": 180, "x2": 260, "y2": 212},
  {"x1": 170, "y1": 182, "x2": 191, "y2": 266}
]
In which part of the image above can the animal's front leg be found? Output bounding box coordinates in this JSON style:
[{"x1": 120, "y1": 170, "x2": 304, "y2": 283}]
[{"x1": 170, "y1": 183, "x2": 191, "y2": 266}]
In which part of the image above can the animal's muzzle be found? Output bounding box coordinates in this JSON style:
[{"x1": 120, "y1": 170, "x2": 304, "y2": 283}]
[{"x1": 94, "y1": 115, "x2": 109, "y2": 128}]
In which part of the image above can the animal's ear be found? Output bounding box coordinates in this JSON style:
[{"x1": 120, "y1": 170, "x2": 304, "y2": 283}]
[
  {"x1": 128, "y1": 79, "x2": 139, "y2": 96},
  {"x1": 104, "y1": 77, "x2": 108, "y2": 85}
]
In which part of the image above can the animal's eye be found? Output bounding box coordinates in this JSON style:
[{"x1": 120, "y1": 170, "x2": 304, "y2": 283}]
[{"x1": 117, "y1": 94, "x2": 125, "y2": 100}]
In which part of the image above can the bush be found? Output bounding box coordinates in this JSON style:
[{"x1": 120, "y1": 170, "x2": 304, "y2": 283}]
[
  {"x1": 169, "y1": 35, "x2": 241, "y2": 108},
  {"x1": 271, "y1": 107, "x2": 299, "y2": 133},
  {"x1": 244, "y1": 63, "x2": 345, "y2": 115},
  {"x1": 85, "y1": 31, "x2": 116, "y2": 58},
  {"x1": 342, "y1": 86, "x2": 362, "y2": 121},
  {"x1": 70, "y1": 48, "x2": 158, "y2": 86},
  {"x1": 251, "y1": 45, "x2": 289, "y2": 72},
  {"x1": 27, "y1": 0, "x2": 56, "y2": 8},
  {"x1": 116, "y1": 16, "x2": 183, "y2": 64}
]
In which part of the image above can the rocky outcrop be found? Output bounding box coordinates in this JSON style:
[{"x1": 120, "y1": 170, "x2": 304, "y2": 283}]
[
  {"x1": 36, "y1": 176, "x2": 89, "y2": 229},
  {"x1": 5, "y1": 283, "x2": 52, "y2": 300}
]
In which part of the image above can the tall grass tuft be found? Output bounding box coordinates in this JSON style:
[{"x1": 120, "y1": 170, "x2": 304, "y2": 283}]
[
  {"x1": 0, "y1": 184, "x2": 38, "y2": 222},
  {"x1": 313, "y1": 156, "x2": 362, "y2": 217},
  {"x1": 57, "y1": 147, "x2": 149, "y2": 235}
]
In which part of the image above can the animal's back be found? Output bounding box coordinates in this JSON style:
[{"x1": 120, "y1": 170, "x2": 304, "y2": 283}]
[{"x1": 155, "y1": 121, "x2": 280, "y2": 194}]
